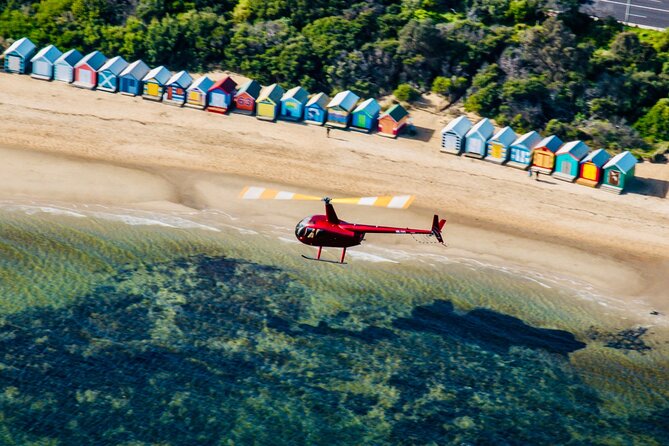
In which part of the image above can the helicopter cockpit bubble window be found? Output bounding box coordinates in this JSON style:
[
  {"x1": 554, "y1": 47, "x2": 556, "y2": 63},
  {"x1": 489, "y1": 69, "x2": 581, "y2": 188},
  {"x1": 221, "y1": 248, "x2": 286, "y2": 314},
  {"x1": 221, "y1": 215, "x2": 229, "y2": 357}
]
[{"x1": 295, "y1": 217, "x2": 311, "y2": 237}]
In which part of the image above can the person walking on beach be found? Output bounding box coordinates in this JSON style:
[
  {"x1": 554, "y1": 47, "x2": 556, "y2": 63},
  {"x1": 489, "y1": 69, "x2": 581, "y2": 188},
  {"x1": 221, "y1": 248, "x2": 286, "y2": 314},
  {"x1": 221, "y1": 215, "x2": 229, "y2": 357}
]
[{"x1": 326, "y1": 126, "x2": 331, "y2": 138}]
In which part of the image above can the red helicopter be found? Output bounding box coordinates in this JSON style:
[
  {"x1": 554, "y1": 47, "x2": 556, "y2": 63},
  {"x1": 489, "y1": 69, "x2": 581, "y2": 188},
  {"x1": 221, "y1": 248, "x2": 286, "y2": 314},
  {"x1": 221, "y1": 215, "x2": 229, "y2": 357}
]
[{"x1": 241, "y1": 187, "x2": 446, "y2": 263}]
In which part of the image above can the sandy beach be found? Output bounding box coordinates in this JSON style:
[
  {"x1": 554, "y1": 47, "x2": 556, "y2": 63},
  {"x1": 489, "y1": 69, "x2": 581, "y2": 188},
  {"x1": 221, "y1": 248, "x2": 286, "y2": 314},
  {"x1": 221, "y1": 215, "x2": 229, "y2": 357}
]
[{"x1": 0, "y1": 72, "x2": 668, "y2": 317}]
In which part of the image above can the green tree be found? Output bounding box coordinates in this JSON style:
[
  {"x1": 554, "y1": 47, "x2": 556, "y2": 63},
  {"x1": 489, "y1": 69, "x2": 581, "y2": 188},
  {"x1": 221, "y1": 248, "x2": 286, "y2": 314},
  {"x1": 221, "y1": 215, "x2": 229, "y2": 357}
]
[
  {"x1": 634, "y1": 98, "x2": 669, "y2": 141},
  {"x1": 225, "y1": 18, "x2": 297, "y2": 84},
  {"x1": 544, "y1": 118, "x2": 581, "y2": 140},
  {"x1": 432, "y1": 75, "x2": 467, "y2": 102},
  {"x1": 582, "y1": 119, "x2": 649, "y2": 153},
  {"x1": 518, "y1": 16, "x2": 584, "y2": 83},
  {"x1": 497, "y1": 76, "x2": 551, "y2": 129},
  {"x1": 397, "y1": 18, "x2": 445, "y2": 88},
  {"x1": 464, "y1": 63, "x2": 503, "y2": 115},
  {"x1": 393, "y1": 83, "x2": 420, "y2": 102},
  {"x1": 610, "y1": 31, "x2": 659, "y2": 72},
  {"x1": 302, "y1": 16, "x2": 361, "y2": 62}
]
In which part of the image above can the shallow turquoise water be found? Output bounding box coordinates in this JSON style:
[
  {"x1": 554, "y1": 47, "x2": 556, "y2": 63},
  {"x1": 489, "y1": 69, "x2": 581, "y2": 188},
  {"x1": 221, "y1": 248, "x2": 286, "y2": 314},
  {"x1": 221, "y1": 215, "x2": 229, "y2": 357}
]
[{"x1": 0, "y1": 207, "x2": 667, "y2": 445}]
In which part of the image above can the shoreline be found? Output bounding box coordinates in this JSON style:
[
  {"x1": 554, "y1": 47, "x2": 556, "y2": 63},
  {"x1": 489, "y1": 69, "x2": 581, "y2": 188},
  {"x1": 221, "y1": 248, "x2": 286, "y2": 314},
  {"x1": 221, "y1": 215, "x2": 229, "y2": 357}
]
[
  {"x1": 0, "y1": 145, "x2": 665, "y2": 326},
  {"x1": 0, "y1": 72, "x2": 668, "y2": 319}
]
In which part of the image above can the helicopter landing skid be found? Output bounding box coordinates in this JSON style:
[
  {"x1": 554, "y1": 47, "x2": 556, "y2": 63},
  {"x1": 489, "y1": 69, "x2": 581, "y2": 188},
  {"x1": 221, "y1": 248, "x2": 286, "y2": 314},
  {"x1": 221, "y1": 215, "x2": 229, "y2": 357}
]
[{"x1": 301, "y1": 255, "x2": 347, "y2": 264}]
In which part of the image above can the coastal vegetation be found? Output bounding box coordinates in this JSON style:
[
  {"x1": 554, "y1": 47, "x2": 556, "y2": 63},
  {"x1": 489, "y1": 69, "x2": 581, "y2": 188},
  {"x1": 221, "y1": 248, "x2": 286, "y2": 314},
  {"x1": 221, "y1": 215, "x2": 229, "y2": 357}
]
[{"x1": 0, "y1": 0, "x2": 667, "y2": 156}]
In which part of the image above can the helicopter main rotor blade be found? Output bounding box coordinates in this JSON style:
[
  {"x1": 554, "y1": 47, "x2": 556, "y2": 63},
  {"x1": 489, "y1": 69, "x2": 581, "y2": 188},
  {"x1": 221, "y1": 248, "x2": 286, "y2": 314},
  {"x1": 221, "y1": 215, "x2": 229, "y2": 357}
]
[
  {"x1": 330, "y1": 195, "x2": 414, "y2": 209},
  {"x1": 240, "y1": 187, "x2": 322, "y2": 201},
  {"x1": 240, "y1": 187, "x2": 414, "y2": 209}
]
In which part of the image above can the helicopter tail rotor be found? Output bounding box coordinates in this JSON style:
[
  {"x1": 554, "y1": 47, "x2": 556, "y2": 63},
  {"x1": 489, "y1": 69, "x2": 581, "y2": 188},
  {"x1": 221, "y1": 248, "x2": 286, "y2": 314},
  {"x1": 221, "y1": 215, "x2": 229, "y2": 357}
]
[{"x1": 431, "y1": 215, "x2": 446, "y2": 244}]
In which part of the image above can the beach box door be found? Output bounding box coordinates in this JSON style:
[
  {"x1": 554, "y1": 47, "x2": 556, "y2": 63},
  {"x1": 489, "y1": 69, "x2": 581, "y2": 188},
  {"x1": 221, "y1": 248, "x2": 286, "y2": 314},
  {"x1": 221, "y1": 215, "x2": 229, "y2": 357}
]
[
  {"x1": 443, "y1": 134, "x2": 458, "y2": 151},
  {"x1": 33, "y1": 60, "x2": 48, "y2": 76},
  {"x1": 608, "y1": 170, "x2": 620, "y2": 187},
  {"x1": 468, "y1": 138, "x2": 483, "y2": 155},
  {"x1": 257, "y1": 102, "x2": 275, "y2": 118},
  {"x1": 560, "y1": 160, "x2": 571, "y2": 175},
  {"x1": 147, "y1": 82, "x2": 159, "y2": 96},
  {"x1": 291, "y1": 104, "x2": 301, "y2": 118},
  {"x1": 100, "y1": 73, "x2": 112, "y2": 89},
  {"x1": 79, "y1": 69, "x2": 92, "y2": 85},
  {"x1": 306, "y1": 108, "x2": 320, "y2": 122},
  {"x1": 535, "y1": 151, "x2": 553, "y2": 168},
  {"x1": 188, "y1": 90, "x2": 201, "y2": 105},
  {"x1": 512, "y1": 147, "x2": 529, "y2": 164},
  {"x1": 125, "y1": 78, "x2": 137, "y2": 93},
  {"x1": 55, "y1": 65, "x2": 70, "y2": 81},
  {"x1": 210, "y1": 92, "x2": 225, "y2": 108},
  {"x1": 354, "y1": 113, "x2": 367, "y2": 128},
  {"x1": 489, "y1": 143, "x2": 502, "y2": 158},
  {"x1": 582, "y1": 163, "x2": 597, "y2": 180},
  {"x1": 329, "y1": 111, "x2": 346, "y2": 124},
  {"x1": 7, "y1": 56, "x2": 20, "y2": 72}
]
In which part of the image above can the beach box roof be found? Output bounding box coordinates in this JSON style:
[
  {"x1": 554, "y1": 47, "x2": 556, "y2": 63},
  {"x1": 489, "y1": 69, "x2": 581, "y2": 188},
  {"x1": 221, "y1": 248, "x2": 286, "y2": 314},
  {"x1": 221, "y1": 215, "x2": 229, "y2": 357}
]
[
  {"x1": 353, "y1": 98, "x2": 381, "y2": 116},
  {"x1": 557, "y1": 140, "x2": 589, "y2": 159},
  {"x1": 98, "y1": 56, "x2": 128, "y2": 75},
  {"x1": 282, "y1": 86, "x2": 309, "y2": 104},
  {"x1": 3, "y1": 37, "x2": 36, "y2": 57},
  {"x1": 512, "y1": 130, "x2": 542, "y2": 148},
  {"x1": 466, "y1": 117, "x2": 494, "y2": 138},
  {"x1": 189, "y1": 75, "x2": 214, "y2": 92},
  {"x1": 31, "y1": 44, "x2": 62, "y2": 64},
  {"x1": 441, "y1": 115, "x2": 472, "y2": 137},
  {"x1": 166, "y1": 70, "x2": 193, "y2": 88},
  {"x1": 142, "y1": 65, "x2": 171, "y2": 84},
  {"x1": 603, "y1": 151, "x2": 636, "y2": 173},
  {"x1": 75, "y1": 51, "x2": 107, "y2": 71},
  {"x1": 55, "y1": 49, "x2": 83, "y2": 67},
  {"x1": 381, "y1": 104, "x2": 409, "y2": 122},
  {"x1": 306, "y1": 92, "x2": 330, "y2": 108},
  {"x1": 120, "y1": 59, "x2": 150, "y2": 79},
  {"x1": 328, "y1": 90, "x2": 360, "y2": 111},
  {"x1": 258, "y1": 83, "x2": 284, "y2": 103},
  {"x1": 535, "y1": 135, "x2": 563, "y2": 153},
  {"x1": 237, "y1": 79, "x2": 262, "y2": 98},
  {"x1": 209, "y1": 76, "x2": 237, "y2": 93},
  {"x1": 581, "y1": 148, "x2": 611, "y2": 167},
  {"x1": 490, "y1": 126, "x2": 517, "y2": 146}
]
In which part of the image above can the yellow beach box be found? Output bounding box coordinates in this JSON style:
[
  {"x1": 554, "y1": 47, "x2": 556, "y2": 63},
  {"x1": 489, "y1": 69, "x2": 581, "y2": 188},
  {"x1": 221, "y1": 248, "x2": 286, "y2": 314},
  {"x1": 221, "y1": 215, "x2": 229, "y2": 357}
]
[{"x1": 256, "y1": 84, "x2": 285, "y2": 121}]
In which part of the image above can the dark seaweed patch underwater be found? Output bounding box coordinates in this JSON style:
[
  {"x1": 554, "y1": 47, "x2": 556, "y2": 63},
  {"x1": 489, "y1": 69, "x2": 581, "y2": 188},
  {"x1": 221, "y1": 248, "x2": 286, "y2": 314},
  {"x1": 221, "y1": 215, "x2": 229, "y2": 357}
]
[{"x1": 1, "y1": 255, "x2": 668, "y2": 445}]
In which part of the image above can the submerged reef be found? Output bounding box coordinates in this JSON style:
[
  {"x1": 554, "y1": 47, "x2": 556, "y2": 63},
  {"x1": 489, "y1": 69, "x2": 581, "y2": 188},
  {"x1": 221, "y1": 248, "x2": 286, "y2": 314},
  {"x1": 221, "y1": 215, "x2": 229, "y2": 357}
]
[
  {"x1": 586, "y1": 326, "x2": 653, "y2": 353},
  {"x1": 0, "y1": 255, "x2": 667, "y2": 445}
]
